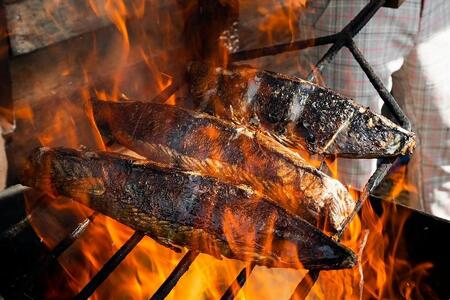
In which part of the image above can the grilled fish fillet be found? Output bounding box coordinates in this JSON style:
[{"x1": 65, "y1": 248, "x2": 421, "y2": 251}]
[
  {"x1": 187, "y1": 62, "x2": 416, "y2": 158},
  {"x1": 93, "y1": 100, "x2": 355, "y2": 233},
  {"x1": 24, "y1": 147, "x2": 356, "y2": 270}
]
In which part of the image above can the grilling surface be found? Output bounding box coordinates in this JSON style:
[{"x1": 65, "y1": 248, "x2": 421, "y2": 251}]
[
  {"x1": 3, "y1": 1, "x2": 446, "y2": 298},
  {"x1": 19, "y1": 66, "x2": 416, "y2": 272}
]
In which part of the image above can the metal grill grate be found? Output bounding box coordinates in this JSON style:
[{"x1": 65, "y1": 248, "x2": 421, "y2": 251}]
[{"x1": 0, "y1": 0, "x2": 412, "y2": 299}]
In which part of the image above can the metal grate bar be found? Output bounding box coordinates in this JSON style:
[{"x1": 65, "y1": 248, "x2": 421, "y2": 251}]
[
  {"x1": 308, "y1": 0, "x2": 386, "y2": 81},
  {"x1": 346, "y1": 39, "x2": 411, "y2": 129},
  {"x1": 6, "y1": 212, "x2": 98, "y2": 293},
  {"x1": 150, "y1": 250, "x2": 199, "y2": 300},
  {"x1": 74, "y1": 231, "x2": 145, "y2": 300},
  {"x1": 219, "y1": 0, "x2": 411, "y2": 298},
  {"x1": 151, "y1": 81, "x2": 181, "y2": 104},
  {"x1": 51, "y1": 212, "x2": 98, "y2": 258},
  {"x1": 290, "y1": 270, "x2": 320, "y2": 300},
  {"x1": 0, "y1": 184, "x2": 30, "y2": 202},
  {"x1": 230, "y1": 34, "x2": 339, "y2": 62},
  {"x1": 220, "y1": 263, "x2": 256, "y2": 300},
  {"x1": 72, "y1": 82, "x2": 182, "y2": 299}
]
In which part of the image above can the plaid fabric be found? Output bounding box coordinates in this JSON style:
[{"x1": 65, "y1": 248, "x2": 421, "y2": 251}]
[{"x1": 298, "y1": 0, "x2": 450, "y2": 219}]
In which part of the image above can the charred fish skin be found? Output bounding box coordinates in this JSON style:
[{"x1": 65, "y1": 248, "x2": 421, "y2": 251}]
[
  {"x1": 24, "y1": 147, "x2": 356, "y2": 270},
  {"x1": 187, "y1": 62, "x2": 416, "y2": 158},
  {"x1": 92, "y1": 100, "x2": 355, "y2": 234}
]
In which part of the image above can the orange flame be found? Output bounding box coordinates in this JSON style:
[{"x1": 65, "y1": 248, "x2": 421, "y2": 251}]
[
  {"x1": 306, "y1": 186, "x2": 434, "y2": 300},
  {"x1": 257, "y1": 0, "x2": 307, "y2": 44}
]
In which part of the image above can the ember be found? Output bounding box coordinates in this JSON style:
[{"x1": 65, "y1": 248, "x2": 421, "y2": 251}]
[{"x1": 0, "y1": 0, "x2": 449, "y2": 299}]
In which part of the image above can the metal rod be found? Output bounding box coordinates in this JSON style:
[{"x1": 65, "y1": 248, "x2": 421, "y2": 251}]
[
  {"x1": 307, "y1": 0, "x2": 386, "y2": 81},
  {"x1": 6, "y1": 212, "x2": 98, "y2": 293},
  {"x1": 220, "y1": 263, "x2": 255, "y2": 300},
  {"x1": 346, "y1": 39, "x2": 411, "y2": 130},
  {"x1": 75, "y1": 79, "x2": 185, "y2": 300},
  {"x1": 341, "y1": 159, "x2": 395, "y2": 235},
  {"x1": 74, "y1": 231, "x2": 145, "y2": 300},
  {"x1": 150, "y1": 250, "x2": 199, "y2": 300},
  {"x1": 151, "y1": 81, "x2": 180, "y2": 104},
  {"x1": 0, "y1": 215, "x2": 30, "y2": 241},
  {"x1": 345, "y1": 0, "x2": 387, "y2": 38},
  {"x1": 51, "y1": 212, "x2": 98, "y2": 258},
  {"x1": 290, "y1": 270, "x2": 320, "y2": 300},
  {"x1": 230, "y1": 34, "x2": 339, "y2": 62},
  {"x1": 0, "y1": 184, "x2": 30, "y2": 201},
  {"x1": 0, "y1": 190, "x2": 93, "y2": 244}
]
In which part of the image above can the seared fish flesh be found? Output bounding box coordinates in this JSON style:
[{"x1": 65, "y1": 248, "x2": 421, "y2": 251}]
[
  {"x1": 24, "y1": 147, "x2": 356, "y2": 270},
  {"x1": 187, "y1": 62, "x2": 416, "y2": 158}
]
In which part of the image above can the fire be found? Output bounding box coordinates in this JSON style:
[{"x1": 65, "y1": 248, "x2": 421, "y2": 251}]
[
  {"x1": 256, "y1": 0, "x2": 307, "y2": 44},
  {"x1": 139, "y1": 48, "x2": 176, "y2": 105},
  {"x1": 386, "y1": 164, "x2": 418, "y2": 201},
  {"x1": 168, "y1": 255, "x2": 243, "y2": 299},
  {"x1": 305, "y1": 185, "x2": 435, "y2": 300},
  {"x1": 14, "y1": 0, "x2": 435, "y2": 299}
]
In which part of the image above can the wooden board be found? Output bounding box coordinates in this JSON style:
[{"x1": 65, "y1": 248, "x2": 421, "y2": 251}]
[
  {"x1": 10, "y1": 1, "x2": 185, "y2": 103},
  {"x1": 5, "y1": 0, "x2": 114, "y2": 55}
]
